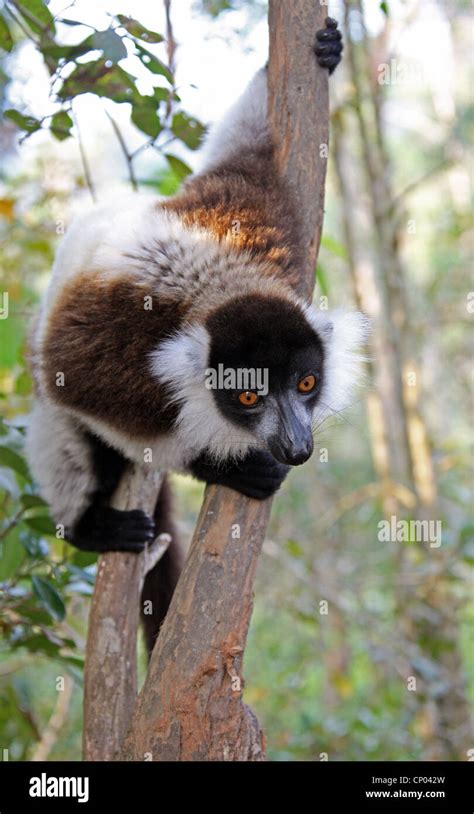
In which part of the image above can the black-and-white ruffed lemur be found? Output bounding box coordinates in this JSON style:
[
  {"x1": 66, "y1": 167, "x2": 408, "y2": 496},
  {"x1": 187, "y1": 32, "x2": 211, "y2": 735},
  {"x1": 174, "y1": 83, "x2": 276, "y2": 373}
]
[{"x1": 26, "y1": 18, "x2": 364, "y2": 652}]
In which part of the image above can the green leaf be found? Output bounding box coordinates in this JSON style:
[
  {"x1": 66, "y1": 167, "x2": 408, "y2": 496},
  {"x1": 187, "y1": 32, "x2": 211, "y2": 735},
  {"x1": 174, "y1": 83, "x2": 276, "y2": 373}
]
[
  {"x1": 0, "y1": 445, "x2": 31, "y2": 481},
  {"x1": 0, "y1": 528, "x2": 26, "y2": 580},
  {"x1": 58, "y1": 60, "x2": 136, "y2": 103},
  {"x1": 171, "y1": 112, "x2": 205, "y2": 151},
  {"x1": 285, "y1": 539, "x2": 304, "y2": 558},
  {"x1": 14, "y1": 370, "x2": 32, "y2": 395},
  {"x1": 200, "y1": 0, "x2": 234, "y2": 17},
  {"x1": 131, "y1": 100, "x2": 162, "y2": 138},
  {"x1": 42, "y1": 32, "x2": 125, "y2": 73},
  {"x1": 12, "y1": 632, "x2": 61, "y2": 656},
  {"x1": 41, "y1": 37, "x2": 94, "y2": 64},
  {"x1": 380, "y1": 1, "x2": 389, "y2": 15},
  {"x1": 50, "y1": 110, "x2": 73, "y2": 141},
  {"x1": 153, "y1": 86, "x2": 174, "y2": 104},
  {"x1": 15, "y1": 599, "x2": 51, "y2": 625},
  {"x1": 165, "y1": 153, "x2": 192, "y2": 181},
  {"x1": 62, "y1": 655, "x2": 84, "y2": 668},
  {"x1": 0, "y1": 14, "x2": 13, "y2": 52},
  {"x1": 58, "y1": 18, "x2": 89, "y2": 27},
  {"x1": 20, "y1": 494, "x2": 48, "y2": 509},
  {"x1": 92, "y1": 29, "x2": 127, "y2": 62},
  {"x1": 135, "y1": 44, "x2": 173, "y2": 82},
  {"x1": 31, "y1": 575, "x2": 66, "y2": 621},
  {"x1": 0, "y1": 468, "x2": 20, "y2": 497},
  {"x1": 117, "y1": 15, "x2": 163, "y2": 43},
  {"x1": 15, "y1": 0, "x2": 55, "y2": 35},
  {"x1": 72, "y1": 549, "x2": 98, "y2": 567},
  {"x1": 315, "y1": 263, "x2": 329, "y2": 296},
  {"x1": 321, "y1": 234, "x2": 348, "y2": 260},
  {"x1": 4, "y1": 109, "x2": 42, "y2": 135},
  {"x1": 24, "y1": 515, "x2": 57, "y2": 536},
  {"x1": 66, "y1": 563, "x2": 95, "y2": 585},
  {"x1": 19, "y1": 531, "x2": 49, "y2": 558}
]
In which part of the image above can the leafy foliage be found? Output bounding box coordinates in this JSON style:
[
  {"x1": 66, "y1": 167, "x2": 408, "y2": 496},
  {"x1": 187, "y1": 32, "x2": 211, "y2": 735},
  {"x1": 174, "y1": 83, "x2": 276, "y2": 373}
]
[
  {"x1": 0, "y1": 0, "x2": 207, "y2": 759},
  {"x1": 1, "y1": 0, "x2": 204, "y2": 174}
]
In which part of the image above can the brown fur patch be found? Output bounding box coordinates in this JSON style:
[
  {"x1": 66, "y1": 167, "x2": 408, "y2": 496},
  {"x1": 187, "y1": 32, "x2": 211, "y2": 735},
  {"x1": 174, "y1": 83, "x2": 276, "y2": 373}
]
[
  {"x1": 161, "y1": 145, "x2": 304, "y2": 292},
  {"x1": 41, "y1": 274, "x2": 186, "y2": 438}
]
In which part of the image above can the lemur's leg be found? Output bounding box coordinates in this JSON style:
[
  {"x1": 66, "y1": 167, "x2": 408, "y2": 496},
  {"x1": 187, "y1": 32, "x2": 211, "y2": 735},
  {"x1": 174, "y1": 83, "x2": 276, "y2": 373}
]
[
  {"x1": 72, "y1": 433, "x2": 156, "y2": 553},
  {"x1": 26, "y1": 401, "x2": 155, "y2": 552},
  {"x1": 314, "y1": 17, "x2": 343, "y2": 74},
  {"x1": 199, "y1": 17, "x2": 342, "y2": 173},
  {"x1": 197, "y1": 67, "x2": 269, "y2": 173},
  {"x1": 188, "y1": 447, "x2": 289, "y2": 501}
]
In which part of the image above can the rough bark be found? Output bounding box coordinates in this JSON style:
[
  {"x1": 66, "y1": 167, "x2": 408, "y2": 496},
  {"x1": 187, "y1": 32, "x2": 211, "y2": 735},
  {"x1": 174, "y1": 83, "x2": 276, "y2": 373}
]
[
  {"x1": 83, "y1": 0, "x2": 329, "y2": 762},
  {"x1": 121, "y1": 487, "x2": 271, "y2": 760},
  {"x1": 83, "y1": 467, "x2": 169, "y2": 761},
  {"x1": 268, "y1": 0, "x2": 329, "y2": 301}
]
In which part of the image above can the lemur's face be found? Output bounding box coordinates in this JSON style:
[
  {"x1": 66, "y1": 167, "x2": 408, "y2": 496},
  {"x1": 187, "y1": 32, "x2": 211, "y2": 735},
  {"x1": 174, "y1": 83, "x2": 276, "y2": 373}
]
[{"x1": 206, "y1": 295, "x2": 325, "y2": 466}]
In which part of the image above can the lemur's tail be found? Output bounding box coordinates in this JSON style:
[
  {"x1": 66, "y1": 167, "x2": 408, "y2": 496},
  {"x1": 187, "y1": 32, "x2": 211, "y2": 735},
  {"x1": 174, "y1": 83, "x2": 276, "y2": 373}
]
[{"x1": 140, "y1": 475, "x2": 183, "y2": 658}]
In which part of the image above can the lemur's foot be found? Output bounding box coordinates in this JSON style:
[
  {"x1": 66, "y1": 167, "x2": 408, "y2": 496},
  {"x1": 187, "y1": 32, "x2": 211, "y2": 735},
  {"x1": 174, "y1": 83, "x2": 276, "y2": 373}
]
[
  {"x1": 314, "y1": 17, "x2": 343, "y2": 74},
  {"x1": 190, "y1": 447, "x2": 290, "y2": 500},
  {"x1": 72, "y1": 505, "x2": 156, "y2": 552}
]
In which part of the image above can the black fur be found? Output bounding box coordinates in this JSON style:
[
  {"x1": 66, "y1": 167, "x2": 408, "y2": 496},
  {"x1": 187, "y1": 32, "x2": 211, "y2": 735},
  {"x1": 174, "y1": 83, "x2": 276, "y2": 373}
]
[
  {"x1": 69, "y1": 432, "x2": 156, "y2": 553},
  {"x1": 190, "y1": 447, "x2": 289, "y2": 500},
  {"x1": 68, "y1": 434, "x2": 183, "y2": 657},
  {"x1": 206, "y1": 294, "x2": 325, "y2": 435},
  {"x1": 314, "y1": 17, "x2": 343, "y2": 74},
  {"x1": 73, "y1": 505, "x2": 156, "y2": 553},
  {"x1": 140, "y1": 476, "x2": 183, "y2": 657}
]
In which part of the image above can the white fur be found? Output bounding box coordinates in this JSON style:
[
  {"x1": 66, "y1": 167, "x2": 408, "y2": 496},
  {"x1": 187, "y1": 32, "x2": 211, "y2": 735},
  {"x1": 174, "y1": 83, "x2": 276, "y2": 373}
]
[
  {"x1": 197, "y1": 68, "x2": 269, "y2": 173},
  {"x1": 25, "y1": 399, "x2": 96, "y2": 528},
  {"x1": 150, "y1": 324, "x2": 256, "y2": 463},
  {"x1": 304, "y1": 307, "x2": 371, "y2": 423}
]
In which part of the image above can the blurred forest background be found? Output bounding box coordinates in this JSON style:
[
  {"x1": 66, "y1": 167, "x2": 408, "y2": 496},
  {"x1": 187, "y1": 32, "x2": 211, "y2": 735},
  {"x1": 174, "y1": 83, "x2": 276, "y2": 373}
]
[{"x1": 0, "y1": 0, "x2": 472, "y2": 761}]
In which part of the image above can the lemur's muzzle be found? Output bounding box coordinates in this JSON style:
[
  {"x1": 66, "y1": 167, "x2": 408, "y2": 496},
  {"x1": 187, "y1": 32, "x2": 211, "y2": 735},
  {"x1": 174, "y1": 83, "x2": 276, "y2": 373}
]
[{"x1": 267, "y1": 401, "x2": 313, "y2": 466}]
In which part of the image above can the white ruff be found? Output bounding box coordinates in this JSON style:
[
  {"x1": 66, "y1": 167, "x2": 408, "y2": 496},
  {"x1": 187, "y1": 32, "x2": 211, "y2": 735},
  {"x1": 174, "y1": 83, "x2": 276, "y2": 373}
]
[
  {"x1": 303, "y1": 306, "x2": 371, "y2": 422},
  {"x1": 150, "y1": 324, "x2": 256, "y2": 464}
]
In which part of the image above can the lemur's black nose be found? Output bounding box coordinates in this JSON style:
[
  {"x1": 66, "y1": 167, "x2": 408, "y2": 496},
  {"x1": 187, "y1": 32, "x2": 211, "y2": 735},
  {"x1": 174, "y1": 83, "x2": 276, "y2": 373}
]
[
  {"x1": 285, "y1": 443, "x2": 313, "y2": 466},
  {"x1": 268, "y1": 435, "x2": 313, "y2": 467}
]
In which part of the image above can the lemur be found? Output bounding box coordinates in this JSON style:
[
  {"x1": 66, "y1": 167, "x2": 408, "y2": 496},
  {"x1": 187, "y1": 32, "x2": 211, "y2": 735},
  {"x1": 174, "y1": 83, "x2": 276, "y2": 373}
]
[{"x1": 26, "y1": 18, "x2": 363, "y2": 651}]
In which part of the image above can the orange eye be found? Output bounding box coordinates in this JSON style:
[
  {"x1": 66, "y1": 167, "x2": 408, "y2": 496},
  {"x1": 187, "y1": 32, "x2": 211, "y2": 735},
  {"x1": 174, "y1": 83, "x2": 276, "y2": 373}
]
[
  {"x1": 297, "y1": 374, "x2": 317, "y2": 394},
  {"x1": 238, "y1": 391, "x2": 259, "y2": 407}
]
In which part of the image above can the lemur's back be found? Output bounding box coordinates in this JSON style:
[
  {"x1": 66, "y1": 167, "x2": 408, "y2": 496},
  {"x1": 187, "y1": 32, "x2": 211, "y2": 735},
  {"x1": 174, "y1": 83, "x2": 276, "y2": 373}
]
[{"x1": 24, "y1": 22, "x2": 353, "y2": 656}]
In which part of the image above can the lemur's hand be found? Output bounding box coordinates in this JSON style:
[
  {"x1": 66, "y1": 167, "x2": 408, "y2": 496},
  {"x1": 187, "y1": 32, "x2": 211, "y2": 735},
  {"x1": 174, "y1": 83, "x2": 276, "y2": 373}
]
[
  {"x1": 190, "y1": 447, "x2": 290, "y2": 500},
  {"x1": 314, "y1": 17, "x2": 343, "y2": 74},
  {"x1": 71, "y1": 505, "x2": 156, "y2": 553}
]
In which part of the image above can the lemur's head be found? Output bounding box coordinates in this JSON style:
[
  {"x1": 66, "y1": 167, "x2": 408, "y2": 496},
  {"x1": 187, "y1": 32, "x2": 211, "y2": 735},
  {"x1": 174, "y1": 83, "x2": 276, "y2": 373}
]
[
  {"x1": 205, "y1": 295, "x2": 325, "y2": 465},
  {"x1": 152, "y1": 293, "x2": 369, "y2": 465}
]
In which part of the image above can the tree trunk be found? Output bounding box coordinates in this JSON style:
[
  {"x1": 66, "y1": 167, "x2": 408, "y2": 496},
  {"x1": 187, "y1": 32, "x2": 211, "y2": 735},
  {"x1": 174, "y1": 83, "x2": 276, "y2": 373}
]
[
  {"x1": 83, "y1": 0, "x2": 330, "y2": 761},
  {"x1": 83, "y1": 467, "x2": 169, "y2": 760},
  {"x1": 341, "y1": 0, "x2": 472, "y2": 759}
]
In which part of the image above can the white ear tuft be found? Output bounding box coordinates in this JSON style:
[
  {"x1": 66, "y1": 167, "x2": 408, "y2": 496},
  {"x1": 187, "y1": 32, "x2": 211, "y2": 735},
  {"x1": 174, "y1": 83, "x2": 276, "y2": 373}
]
[
  {"x1": 149, "y1": 323, "x2": 210, "y2": 402},
  {"x1": 303, "y1": 306, "x2": 371, "y2": 420}
]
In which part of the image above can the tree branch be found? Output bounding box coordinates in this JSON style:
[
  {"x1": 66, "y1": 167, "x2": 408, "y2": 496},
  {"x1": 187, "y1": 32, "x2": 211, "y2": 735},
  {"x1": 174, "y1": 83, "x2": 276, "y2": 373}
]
[
  {"x1": 120, "y1": 0, "x2": 329, "y2": 761},
  {"x1": 105, "y1": 109, "x2": 138, "y2": 192},
  {"x1": 83, "y1": 466, "x2": 169, "y2": 760},
  {"x1": 121, "y1": 486, "x2": 271, "y2": 760},
  {"x1": 83, "y1": 0, "x2": 330, "y2": 762},
  {"x1": 72, "y1": 107, "x2": 97, "y2": 203},
  {"x1": 268, "y1": 0, "x2": 329, "y2": 300}
]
